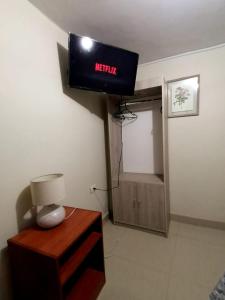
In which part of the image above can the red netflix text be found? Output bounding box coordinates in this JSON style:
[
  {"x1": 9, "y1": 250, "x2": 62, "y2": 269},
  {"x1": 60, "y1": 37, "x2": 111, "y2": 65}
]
[{"x1": 95, "y1": 63, "x2": 117, "y2": 75}]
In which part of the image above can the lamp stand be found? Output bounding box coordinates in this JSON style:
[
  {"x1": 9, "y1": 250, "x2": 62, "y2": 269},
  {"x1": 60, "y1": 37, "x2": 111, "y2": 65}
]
[{"x1": 37, "y1": 204, "x2": 65, "y2": 228}]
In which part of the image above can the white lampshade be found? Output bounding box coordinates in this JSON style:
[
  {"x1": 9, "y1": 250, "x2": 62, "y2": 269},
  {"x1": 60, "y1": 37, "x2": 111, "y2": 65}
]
[{"x1": 30, "y1": 174, "x2": 66, "y2": 206}]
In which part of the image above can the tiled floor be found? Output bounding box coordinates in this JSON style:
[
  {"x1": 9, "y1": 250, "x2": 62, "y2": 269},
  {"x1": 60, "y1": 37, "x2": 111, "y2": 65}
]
[{"x1": 98, "y1": 220, "x2": 225, "y2": 300}]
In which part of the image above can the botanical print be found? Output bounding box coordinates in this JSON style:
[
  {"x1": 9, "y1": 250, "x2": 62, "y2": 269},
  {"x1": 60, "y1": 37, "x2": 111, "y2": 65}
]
[
  {"x1": 171, "y1": 80, "x2": 194, "y2": 113},
  {"x1": 167, "y1": 75, "x2": 199, "y2": 117},
  {"x1": 173, "y1": 87, "x2": 190, "y2": 108}
]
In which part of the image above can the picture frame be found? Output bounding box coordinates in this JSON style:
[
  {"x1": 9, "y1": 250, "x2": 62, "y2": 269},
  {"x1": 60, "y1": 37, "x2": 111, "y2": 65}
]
[{"x1": 167, "y1": 75, "x2": 200, "y2": 118}]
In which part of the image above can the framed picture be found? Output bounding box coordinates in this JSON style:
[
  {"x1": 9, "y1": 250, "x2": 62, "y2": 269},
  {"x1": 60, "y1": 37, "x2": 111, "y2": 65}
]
[{"x1": 167, "y1": 75, "x2": 200, "y2": 117}]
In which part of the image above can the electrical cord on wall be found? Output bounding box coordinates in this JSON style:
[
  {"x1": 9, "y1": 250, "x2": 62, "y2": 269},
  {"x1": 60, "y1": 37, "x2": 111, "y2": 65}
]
[
  {"x1": 94, "y1": 95, "x2": 137, "y2": 193},
  {"x1": 93, "y1": 141, "x2": 123, "y2": 192},
  {"x1": 65, "y1": 208, "x2": 77, "y2": 220}
]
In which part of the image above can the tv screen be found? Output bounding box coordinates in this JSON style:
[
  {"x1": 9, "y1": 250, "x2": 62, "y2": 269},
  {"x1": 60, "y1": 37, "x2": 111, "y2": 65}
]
[{"x1": 68, "y1": 34, "x2": 139, "y2": 96}]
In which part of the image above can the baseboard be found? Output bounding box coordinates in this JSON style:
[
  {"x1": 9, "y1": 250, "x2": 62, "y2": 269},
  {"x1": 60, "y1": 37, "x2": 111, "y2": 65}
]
[{"x1": 171, "y1": 214, "x2": 225, "y2": 230}]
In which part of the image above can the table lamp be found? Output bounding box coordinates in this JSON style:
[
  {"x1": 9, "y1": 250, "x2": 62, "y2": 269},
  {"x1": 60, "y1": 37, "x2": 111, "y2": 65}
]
[{"x1": 30, "y1": 173, "x2": 66, "y2": 228}]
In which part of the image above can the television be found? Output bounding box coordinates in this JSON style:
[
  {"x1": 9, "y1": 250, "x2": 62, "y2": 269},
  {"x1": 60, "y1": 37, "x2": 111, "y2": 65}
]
[{"x1": 68, "y1": 33, "x2": 139, "y2": 96}]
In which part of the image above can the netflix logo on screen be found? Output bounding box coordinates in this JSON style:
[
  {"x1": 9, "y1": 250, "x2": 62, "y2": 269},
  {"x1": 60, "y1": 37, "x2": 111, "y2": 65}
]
[
  {"x1": 69, "y1": 33, "x2": 139, "y2": 95},
  {"x1": 95, "y1": 63, "x2": 117, "y2": 75}
]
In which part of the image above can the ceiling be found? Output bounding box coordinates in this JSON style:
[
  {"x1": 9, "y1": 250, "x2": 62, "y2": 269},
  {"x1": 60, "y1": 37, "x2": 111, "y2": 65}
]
[{"x1": 29, "y1": 0, "x2": 225, "y2": 63}]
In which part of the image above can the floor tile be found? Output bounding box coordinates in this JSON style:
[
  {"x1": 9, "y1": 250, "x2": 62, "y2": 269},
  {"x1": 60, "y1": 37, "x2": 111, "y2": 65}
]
[
  {"x1": 113, "y1": 225, "x2": 177, "y2": 273},
  {"x1": 99, "y1": 256, "x2": 168, "y2": 300},
  {"x1": 103, "y1": 221, "x2": 126, "y2": 256},
  {"x1": 103, "y1": 220, "x2": 125, "y2": 237},
  {"x1": 178, "y1": 222, "x2": 225, "y2": 247},
  {"x1": 167, "y1": 275, "x2": 212, "y2": 300},
  {"x1": 100, "y1": 221, "x2": 225, "y2": 300},
  {"x1": 171, "y1": 236, "x2": 225, "y2": 288},
  {"x1": 205, "y1": 245, "x2": 225, "y2": 289},
  {"x1": 168, "y1": 221, "x2": 180, "y2": 236}
]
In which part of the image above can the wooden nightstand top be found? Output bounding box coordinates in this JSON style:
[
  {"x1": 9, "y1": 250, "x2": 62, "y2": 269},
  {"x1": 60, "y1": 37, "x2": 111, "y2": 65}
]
[{"x1": 8, "y1": 207, "x2": 101, "y2": 258}]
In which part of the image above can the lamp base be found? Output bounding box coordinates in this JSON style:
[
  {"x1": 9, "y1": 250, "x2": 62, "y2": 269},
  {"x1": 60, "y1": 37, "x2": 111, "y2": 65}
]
[{"x1": 37, "y1": 204, "x2": 65, "y2": 228}]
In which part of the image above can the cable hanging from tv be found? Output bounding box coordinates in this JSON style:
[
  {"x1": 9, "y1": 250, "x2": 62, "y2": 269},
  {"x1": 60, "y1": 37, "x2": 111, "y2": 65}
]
[{"x1": 113, "y1": 96, "x2": 137, "y2": 121}]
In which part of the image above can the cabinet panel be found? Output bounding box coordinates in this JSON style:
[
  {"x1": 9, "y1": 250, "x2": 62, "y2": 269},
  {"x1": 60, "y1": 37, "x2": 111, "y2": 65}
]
[
  {"x1": 106, "y1": 84, "x2": 169, "y2": 235},
  {"x1": 136, "y1": 183, "x2": 166, "y2": 232},
  {"x1": 113, "y1": 181, "x2": 137, "y2": 226}
]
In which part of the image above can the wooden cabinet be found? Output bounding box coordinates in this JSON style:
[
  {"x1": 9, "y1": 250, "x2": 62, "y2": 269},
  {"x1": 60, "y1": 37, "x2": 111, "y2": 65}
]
[
  {"x1": 136, "y1": 182, "x2": 165, "y2": 232},
  {"x1": 113, "y1": 174, "x2": 166, "y2": 233},
  {"x1": 7, "y1": 207, "x2": 105, "y2": 300},
  {"x1": 113, "y1": 181, "x2": 137, "y2": 226},
  {"x1": 106, "y1": 81, "x2": 170, "y2": 236}
]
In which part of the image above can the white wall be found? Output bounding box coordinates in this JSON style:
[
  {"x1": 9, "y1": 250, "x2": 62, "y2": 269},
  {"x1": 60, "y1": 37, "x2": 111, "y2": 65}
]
[
  {"x1": 0, "y1": 1, "x2": 108, "y2": 299},
  {"x1": 122, "y1": 102, "x2": 163, "y2": 174},
  {"x1": 137, "y1": 45, "x2": 225, "y2": 223}
]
